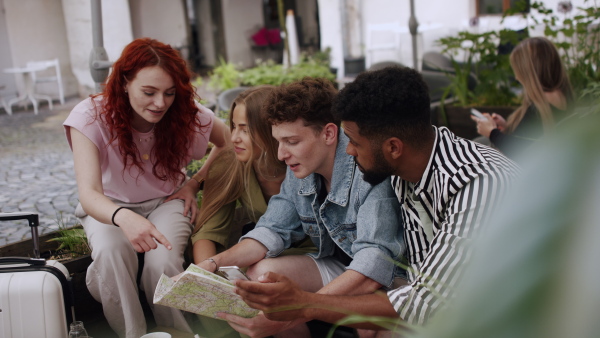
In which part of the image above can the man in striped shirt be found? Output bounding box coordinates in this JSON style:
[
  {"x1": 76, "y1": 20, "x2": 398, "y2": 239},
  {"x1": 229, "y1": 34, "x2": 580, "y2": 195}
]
[{"x1": 233, "y1": 66, "x2": 519, "y2": 331}]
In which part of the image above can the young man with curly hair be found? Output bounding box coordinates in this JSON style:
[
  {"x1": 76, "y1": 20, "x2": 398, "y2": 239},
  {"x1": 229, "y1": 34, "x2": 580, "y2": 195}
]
[
  {"x1": 195, "y1": 77, "x2": 406, "y2": 337},
  {"x1": 233, "y1": 67, "x2": 520, "y2": 333}
]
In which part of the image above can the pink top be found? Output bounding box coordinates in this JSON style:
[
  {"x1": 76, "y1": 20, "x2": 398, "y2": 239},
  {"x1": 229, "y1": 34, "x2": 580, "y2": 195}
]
[{"x1": 64, "y1": 96, "x2": 214, "y2": 203}]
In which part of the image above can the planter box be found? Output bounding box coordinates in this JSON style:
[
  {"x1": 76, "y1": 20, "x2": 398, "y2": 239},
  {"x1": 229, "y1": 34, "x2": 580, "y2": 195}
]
[{"x1": 432, "y1": 105, "x2": 515, "y2": 140}]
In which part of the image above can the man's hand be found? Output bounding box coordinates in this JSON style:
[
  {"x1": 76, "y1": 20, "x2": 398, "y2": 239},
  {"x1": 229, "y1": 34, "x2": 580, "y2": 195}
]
[
  {"x1": 217, "y1": 311, "x2": 293, "y2": 338},
  {"x1": 234, "y1": 272, "x2": 309, "y2": 321},
  {"x1": 115, "y1": 209, "x2": 172, "y2": 252},
  {"x1": 164, "y1": 180, "x2": 199, "y2": 221}
]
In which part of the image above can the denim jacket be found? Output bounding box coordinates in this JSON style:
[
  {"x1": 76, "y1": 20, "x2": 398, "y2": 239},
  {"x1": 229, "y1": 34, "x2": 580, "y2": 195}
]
[{"x1": 242, "y1": 133, "x2": 405, "y2": 287}]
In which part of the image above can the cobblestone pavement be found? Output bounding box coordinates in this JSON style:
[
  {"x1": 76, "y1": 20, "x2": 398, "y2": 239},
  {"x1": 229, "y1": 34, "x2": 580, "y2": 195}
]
[{"x1": 0, "y1": 98, "x2": 80, "y2": 246}]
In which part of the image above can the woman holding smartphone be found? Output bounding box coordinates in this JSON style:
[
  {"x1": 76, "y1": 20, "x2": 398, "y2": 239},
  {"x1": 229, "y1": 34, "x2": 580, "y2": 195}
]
[{"x1": 471, "y1": 37, "x2": 574, "y2": 159}]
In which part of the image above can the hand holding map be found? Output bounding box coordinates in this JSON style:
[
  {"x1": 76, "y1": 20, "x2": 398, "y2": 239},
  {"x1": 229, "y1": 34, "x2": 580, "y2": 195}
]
[{"x1": 153, "y1": 264, "x2": 258, "y2": 319}]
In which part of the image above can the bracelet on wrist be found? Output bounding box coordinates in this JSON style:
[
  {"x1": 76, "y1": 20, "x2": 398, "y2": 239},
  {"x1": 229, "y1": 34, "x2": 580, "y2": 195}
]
[
  {"x1": 191, "y1": 176, "x2": 205, "y2": 190},
  {"x1": 111, "y1": 207, "x2": 128, "y2": 227}
]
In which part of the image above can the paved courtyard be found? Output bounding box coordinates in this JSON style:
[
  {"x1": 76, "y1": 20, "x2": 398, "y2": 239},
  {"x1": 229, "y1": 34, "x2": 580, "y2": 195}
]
[{"x1": 0, "y1": 98, "x2": 80, "y2": 246}]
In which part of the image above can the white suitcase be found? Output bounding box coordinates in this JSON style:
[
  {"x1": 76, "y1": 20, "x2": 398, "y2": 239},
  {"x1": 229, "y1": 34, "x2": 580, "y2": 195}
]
[{"x1": 0, "y1": 212, "x2": 74, "y2": 338}]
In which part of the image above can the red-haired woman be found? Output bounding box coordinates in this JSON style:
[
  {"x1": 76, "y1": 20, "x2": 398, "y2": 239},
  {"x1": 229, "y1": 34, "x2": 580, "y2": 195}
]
[{"x1": 63, "y1": 38, "x2": 230, "y2": 338}]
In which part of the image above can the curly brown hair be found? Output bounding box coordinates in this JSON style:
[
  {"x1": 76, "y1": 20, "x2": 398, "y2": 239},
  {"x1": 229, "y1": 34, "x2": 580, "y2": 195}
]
[{"x1": 264, "y1": 77, "x2": 338, "y2": 133}]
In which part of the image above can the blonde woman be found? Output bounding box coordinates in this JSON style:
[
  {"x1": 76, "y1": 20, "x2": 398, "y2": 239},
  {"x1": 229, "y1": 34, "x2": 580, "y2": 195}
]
[
  {"x1": 168, "y1": 85, "x2": 314, "y2": 262},
  {"x1": 167, "y1": 85, "x2": 314, "y2": 338},
  {"x1": 472, "y1": 37, "x2": 574, "y2": 158}
]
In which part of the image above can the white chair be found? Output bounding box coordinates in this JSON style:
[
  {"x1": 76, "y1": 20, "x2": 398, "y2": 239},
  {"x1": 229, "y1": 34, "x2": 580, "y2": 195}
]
[
  {"x1": 217, "y1": 86, "x2": 249, "y2": 117},
  {"x1": 27, "y1": 59, "x2": 65, "y2": 105},
  {"x1": 365, "y1": 22, "x2": 403, "y2": 69}
]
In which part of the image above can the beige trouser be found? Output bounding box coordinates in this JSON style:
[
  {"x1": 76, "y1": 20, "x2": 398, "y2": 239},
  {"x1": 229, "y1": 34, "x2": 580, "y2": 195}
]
[{"x1": 77, "y1": 197, "x2": 193, "y2": 338}]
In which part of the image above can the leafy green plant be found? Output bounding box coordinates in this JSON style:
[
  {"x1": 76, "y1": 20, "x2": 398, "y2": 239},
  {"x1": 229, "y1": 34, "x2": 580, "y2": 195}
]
[
  {"x1": 579, "y1": 81, "x2": 600, "y2": 114},
  {"x1": 193, "y1": 76, "x2": 203, "y2": 88},
  {"x1": 205, "y1": 52, "x2": 335, "y2": 94},
  {"x1": 47, "y1": 213, "x2": 90, "y2": 259},
  {"x1": 436, "y1": 29, "x2": 520, "y2": 108},
  {"x1": 240, "y1": 60, "x2": 288, "y2": 86},
  {"x1": 240, "y1": 57, "x2": 335, "y2": 87},
  {"x1": 208, "y1": 57, "x2": 241, "y2": 92},
  {"x1": 310, "y1": 47, "x2": 332, "y2": 67},
  {"x1": 286, "y1": 58, "x2": 336, "y2": 82}
]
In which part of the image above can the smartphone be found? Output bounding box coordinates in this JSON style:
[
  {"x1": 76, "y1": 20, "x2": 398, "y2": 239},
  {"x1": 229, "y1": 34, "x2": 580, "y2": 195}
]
[
  {"x1": 471, "y1": 108, "x2": 486, "y2": 120},
  {"x1": 218, "y1": 266, "x2": 250, "y2": 281}
]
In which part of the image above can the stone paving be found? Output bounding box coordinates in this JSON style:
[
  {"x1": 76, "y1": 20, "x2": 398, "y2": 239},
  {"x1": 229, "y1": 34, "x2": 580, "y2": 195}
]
[{"x1": 0, "y1": 98, "x2": 80, "y2": 246}]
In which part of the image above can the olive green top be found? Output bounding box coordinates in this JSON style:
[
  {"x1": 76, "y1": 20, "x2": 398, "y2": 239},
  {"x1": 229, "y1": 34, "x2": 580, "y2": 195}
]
[
  {"x1": 191, "y1": 166, "x2": 316, "y2": 255},
  {"x1": 191, "y1": 166, "x2": 265, "y2": 251}
]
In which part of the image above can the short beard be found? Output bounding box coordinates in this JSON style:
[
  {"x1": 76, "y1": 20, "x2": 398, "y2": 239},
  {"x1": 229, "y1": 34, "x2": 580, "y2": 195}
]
[{"x1": 360, "y1": 148, "x2": 395, "y2": 186}]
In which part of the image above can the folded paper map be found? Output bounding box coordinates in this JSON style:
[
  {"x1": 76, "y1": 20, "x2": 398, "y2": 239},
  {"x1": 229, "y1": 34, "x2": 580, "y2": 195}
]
[{"x1": 153, "y1": 264, "x2": 259, "y2": 319}]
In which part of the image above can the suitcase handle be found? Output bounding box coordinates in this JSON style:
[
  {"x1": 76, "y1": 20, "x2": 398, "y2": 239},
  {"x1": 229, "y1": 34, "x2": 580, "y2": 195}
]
[
  {"x1": 0, "y1": 212, "x2": 41, "y2": 258},
  {"x1": 0, "y1": 212, "x2": 39, "y2": 226},
  {"x1": 0, "y1": 257, "x2": 46, "y2": 266}
]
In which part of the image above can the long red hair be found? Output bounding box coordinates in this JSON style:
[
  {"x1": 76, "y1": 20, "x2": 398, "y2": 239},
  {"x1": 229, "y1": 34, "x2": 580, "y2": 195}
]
[{"x1": 93, "y1": 38, "x2": 205, "y2": 184}]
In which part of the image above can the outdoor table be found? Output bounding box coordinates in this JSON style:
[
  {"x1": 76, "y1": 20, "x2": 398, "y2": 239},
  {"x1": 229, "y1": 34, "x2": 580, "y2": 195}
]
[{"x1": 3, "y1": 64, "x2": 53, "y2": 115}]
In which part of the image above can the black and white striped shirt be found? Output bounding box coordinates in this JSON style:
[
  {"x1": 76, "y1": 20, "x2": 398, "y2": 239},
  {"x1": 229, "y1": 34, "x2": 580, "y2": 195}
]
[{"x1": 387, "y1": 127, "x2": 519, "y2": 324}]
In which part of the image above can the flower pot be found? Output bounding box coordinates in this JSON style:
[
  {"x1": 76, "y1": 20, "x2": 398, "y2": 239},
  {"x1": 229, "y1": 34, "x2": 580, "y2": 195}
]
[{"x1": 344, "y1": 57, "x2": 365, "y2": 76}]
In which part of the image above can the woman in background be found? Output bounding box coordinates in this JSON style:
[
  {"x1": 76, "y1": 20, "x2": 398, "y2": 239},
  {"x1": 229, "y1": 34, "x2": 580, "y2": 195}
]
[
  {"x1": 64, "y1": 38, "x2": 229, "y2": 338},
  {"x1": 472, "y1": 36, "x2": 574, "y2": 159}
]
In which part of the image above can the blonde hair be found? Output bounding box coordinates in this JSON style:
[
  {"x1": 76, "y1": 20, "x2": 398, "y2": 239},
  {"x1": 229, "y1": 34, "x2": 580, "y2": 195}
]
[
  {"x1": 506, "y1": 37, "x2": 574, "y2": 133},
  {"x1": 193, "y1": 85, "x2": 284, "y2": 233}
]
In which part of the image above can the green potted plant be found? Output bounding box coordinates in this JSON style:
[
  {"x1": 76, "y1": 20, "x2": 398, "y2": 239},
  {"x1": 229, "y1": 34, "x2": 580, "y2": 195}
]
[
  {"x1": 206, "y1": 57, "x2": 242, "y2": 93},
  {"x1": 434, "y1": 28, "x2": 521, "y2": 139}
]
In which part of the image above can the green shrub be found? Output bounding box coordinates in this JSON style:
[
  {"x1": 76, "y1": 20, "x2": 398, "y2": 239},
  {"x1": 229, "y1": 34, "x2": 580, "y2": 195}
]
[
  {"x1": 208, "y1": 57, "x2": 242, "y2": 92},
  {"x1": 47, "y1": 213, "x2": 90, "y2": 259},
  {"x1": 205, "y1": 52, "x2": 336, "y2": 93},
  {"x1": 436, "y1": 30, "x2": 520, "y2": 107},
  {"x1": 241, "y1": 58, "x2": 335, "y2": 87}
]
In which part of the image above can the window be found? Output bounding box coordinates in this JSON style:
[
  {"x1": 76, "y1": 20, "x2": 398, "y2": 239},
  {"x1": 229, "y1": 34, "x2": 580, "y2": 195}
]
[{"x1": 477, "y1": 0, "x2": 530, "y2": 15}]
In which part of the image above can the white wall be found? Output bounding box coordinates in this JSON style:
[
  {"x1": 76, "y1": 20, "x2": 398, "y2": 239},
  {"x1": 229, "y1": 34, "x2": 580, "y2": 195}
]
[
  {"x1": 130, "y1": 0, "x2": 189, "y2": 58},
  {"x1": 221, "y1": 0, "x2": 263, "y2": 69},
  {"x1": 196, "y1": 0, "x2": 216, "y2": 66},
  {"x1": 296, "y1": 0, "x2": 319, "y2": 46},
  {"x1": 317, "y1": 0, "x2": 345, "y2": 77},
  {"x1": 0, "y1": 0, "x2": 17, "y2": 101},
  {"x1": 360, "y1": 0, "x2": 473, "y2": 69},
  {"x1": 62, "y1": 0, "x2": 133, "y2": 97},
  {"x1": 3, "y1": 0, "x2": 78, "y2": 100}
]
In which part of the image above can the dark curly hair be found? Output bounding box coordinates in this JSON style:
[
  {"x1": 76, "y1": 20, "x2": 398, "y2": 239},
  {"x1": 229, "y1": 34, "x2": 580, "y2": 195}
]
[
  {"x1": 93, "y1": 38, "x2": 205, "y2": 184},
  {"x1": 333, "y1": 66, "x2": 432, "y2": 149},
  {"x1": 264, "y1": 77, "x2": 338, "y2": 133}
]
